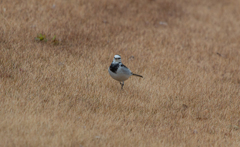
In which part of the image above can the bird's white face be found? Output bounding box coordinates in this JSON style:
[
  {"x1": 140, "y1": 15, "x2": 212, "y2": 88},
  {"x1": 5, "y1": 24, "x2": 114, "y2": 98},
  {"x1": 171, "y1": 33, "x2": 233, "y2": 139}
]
[{"x1": 113, "y1": 55, "x2": 122, "y2": 63}]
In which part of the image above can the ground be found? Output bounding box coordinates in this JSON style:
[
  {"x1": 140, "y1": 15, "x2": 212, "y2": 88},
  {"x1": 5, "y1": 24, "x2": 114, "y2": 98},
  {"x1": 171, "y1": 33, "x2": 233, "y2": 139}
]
[{"x1": 0, "y1": 0, "x2": 240, "y2": 146}]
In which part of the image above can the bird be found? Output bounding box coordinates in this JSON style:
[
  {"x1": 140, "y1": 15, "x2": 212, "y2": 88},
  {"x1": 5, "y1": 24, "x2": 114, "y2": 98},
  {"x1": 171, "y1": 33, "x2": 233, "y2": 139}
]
[{"x1": 108, "y1": 55, "x2": 143, "y2": 89}]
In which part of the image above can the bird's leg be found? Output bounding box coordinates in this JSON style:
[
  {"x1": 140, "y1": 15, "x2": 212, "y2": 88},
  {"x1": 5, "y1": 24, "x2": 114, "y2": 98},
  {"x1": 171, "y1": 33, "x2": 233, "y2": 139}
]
[
  {"x1": 121, "y1": 81, "x2": 124, "y2": 89},
  {"x1": 119, "y1": 81, "x2": 124, "y2": 89}
]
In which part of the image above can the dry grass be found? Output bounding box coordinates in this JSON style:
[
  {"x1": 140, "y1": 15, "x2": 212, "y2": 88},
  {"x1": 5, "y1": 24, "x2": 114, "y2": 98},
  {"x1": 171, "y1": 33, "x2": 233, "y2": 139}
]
[{"x1": 0, "y1": 0, "x2": 240, "y2": 146}]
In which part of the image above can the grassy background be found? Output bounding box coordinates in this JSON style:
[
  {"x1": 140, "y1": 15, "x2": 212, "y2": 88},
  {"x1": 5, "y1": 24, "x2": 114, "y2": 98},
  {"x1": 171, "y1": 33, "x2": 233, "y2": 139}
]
[{"x1": 0, "y1": 0, "x2": 240, "y2": 146}]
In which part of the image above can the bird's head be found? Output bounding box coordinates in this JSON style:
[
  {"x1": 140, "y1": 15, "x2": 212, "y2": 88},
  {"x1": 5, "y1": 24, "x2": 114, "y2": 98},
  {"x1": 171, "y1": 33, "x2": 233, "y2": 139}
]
[{"x1": 113, "y1": 55, "x2": 122, "y2": 63}]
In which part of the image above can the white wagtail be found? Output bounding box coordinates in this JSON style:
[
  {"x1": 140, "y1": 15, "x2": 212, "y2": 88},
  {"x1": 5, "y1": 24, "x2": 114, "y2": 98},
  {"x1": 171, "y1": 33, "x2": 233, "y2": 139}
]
[{"x1": 108, "y1": 55, "x2": 143, "y2": 89}]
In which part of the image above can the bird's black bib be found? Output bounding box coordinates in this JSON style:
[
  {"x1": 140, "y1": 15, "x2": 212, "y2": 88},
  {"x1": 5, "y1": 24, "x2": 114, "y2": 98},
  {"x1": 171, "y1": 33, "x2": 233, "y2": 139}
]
[{"x1": 109, "y1": 63, "x2": 119, "y2": 73}]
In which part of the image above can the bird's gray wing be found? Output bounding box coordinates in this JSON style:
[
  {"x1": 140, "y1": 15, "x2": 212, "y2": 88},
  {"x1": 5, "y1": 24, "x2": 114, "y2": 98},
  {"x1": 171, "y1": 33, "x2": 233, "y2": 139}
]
[{"x1": 120, "y1": 64, "x2": 131, "y2": 75}]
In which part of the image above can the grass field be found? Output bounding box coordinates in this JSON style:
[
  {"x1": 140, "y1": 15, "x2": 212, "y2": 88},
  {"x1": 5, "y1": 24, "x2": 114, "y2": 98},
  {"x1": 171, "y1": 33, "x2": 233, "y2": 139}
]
[{"x1": 0, "y1": 0, "x2": 240, "y2": 146}]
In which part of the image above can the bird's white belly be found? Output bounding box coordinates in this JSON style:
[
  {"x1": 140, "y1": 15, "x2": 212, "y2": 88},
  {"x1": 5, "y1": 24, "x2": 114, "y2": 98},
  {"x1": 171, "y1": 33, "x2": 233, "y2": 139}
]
[{"x1": 108, "y1": 68, "x2": 131, "y2": 82}]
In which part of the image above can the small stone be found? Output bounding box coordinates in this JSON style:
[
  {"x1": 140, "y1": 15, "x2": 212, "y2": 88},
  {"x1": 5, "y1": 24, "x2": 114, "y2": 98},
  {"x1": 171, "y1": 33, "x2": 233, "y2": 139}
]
[
  {"x1": 129, "y1": 56, "x2": 134, "y2": 60},
  {"x1": 159, "y1": 21, "x2": 168, "y2": 26},
  {"x1": 233, "y1": 125, "x2": 239, "y2": 130},
  {"x1": 193, "y1": 129, "x2": 198, "y2": 134}
]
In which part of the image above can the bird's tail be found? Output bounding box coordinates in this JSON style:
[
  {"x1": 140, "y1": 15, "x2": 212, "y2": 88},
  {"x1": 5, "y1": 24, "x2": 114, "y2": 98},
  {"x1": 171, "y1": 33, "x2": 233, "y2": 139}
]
[{"x1": 132, "y1": 73, "x2": 143, "y2": 78}]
